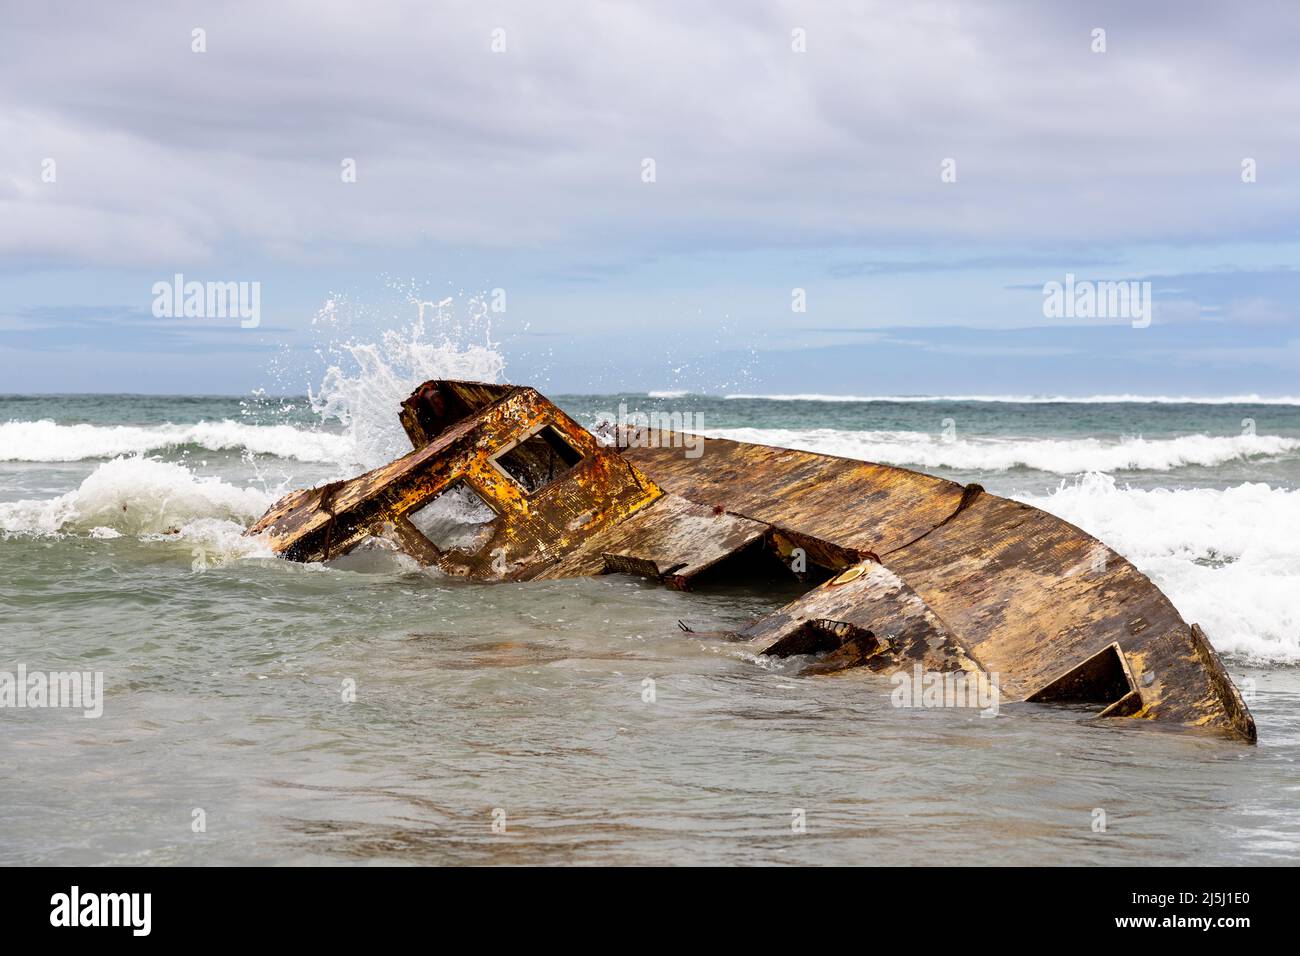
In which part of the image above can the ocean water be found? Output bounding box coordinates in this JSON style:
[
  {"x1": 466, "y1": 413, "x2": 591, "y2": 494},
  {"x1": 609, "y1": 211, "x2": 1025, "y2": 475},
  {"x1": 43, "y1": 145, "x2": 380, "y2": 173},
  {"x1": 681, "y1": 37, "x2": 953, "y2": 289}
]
[{"x1": 2, "y1": 352, "x2": 1299, "y2": 864}]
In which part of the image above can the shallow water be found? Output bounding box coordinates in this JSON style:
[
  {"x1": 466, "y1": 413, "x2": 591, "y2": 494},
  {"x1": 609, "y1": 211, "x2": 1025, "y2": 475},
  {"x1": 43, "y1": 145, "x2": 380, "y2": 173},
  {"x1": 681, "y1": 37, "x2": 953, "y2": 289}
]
[
  {"x1": 1, "y1": 392, "x2": 1298, "y2": 865},
  {"x1": 3, "y1": 537, "x2": 1296, "y2": 866}
]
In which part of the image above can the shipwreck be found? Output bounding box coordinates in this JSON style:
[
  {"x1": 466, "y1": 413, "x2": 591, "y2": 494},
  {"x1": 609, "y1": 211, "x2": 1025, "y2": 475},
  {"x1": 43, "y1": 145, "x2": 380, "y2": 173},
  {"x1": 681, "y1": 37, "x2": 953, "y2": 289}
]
[{"x1": 248, "y1": 380, "x2": 1257, "y2": 743}]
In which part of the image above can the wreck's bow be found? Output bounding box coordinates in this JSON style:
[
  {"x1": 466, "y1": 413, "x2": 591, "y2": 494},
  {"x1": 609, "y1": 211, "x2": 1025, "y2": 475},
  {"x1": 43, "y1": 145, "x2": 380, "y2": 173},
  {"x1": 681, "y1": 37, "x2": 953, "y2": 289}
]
[{"x1": 247, "y1": 380, "x2": 1256, "y2": 743}]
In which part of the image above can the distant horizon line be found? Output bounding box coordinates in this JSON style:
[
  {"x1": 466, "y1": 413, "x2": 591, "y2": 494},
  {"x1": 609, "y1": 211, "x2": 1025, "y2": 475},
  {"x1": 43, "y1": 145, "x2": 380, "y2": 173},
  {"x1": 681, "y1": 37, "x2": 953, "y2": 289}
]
[{"x1": 4, "y1": 389, "x2": 1300, "y2": 406}]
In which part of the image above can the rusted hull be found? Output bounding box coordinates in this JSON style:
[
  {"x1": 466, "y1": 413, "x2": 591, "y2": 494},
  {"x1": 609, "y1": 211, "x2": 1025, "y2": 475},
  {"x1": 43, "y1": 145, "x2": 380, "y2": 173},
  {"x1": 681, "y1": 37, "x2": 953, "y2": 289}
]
[
  {"x1": 249, "y1": 386, "x2": 664, "y2": 576},
  {"x1": 246, "y1": 381, "x2": 1256, "y2": 743},
  {"x1": 629, "y1": 437, "x2": 1255, "y2": 742}
]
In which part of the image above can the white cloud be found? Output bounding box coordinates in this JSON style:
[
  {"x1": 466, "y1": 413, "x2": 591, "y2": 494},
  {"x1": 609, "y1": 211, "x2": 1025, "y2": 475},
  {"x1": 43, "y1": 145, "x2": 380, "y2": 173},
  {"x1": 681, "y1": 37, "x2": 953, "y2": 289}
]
[{"x1": 1, "y1": 0, "x2": 1298, "y2": 269}]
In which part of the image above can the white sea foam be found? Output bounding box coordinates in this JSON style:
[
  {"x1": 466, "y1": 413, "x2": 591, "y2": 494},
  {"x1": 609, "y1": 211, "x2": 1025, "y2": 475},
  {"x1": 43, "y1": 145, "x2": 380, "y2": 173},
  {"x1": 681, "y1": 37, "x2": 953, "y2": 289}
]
[
  {"x1": 1022, "y1": 474, "x2": 1300, "y2": 663},
  {"x1": 723, "y1": 393, "x2": 1300, "y2": 404},
  {"x1": 700, "y1": 427, "x2": 1300, "y2": 474},
  {"x1": 0, "y1": 457, "x2": 276, "y2": 537},
  {"x1": 0, "y1": 419, "x2": 352, "y2": 464}
]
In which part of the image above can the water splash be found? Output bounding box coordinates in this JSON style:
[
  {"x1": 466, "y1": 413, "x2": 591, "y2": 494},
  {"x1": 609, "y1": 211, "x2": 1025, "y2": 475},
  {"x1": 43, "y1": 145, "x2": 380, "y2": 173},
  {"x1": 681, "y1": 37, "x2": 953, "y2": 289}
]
[{"x1": 309, "y1": 292, "x2": 506, "y2": 469}]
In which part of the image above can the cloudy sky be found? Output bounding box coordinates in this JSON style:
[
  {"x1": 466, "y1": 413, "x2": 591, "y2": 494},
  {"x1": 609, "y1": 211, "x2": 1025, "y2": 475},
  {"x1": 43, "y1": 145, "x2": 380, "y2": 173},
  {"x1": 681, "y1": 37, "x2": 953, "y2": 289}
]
[{"x1": 2, "y1": 0, "x2": 1298, "y2": 395}]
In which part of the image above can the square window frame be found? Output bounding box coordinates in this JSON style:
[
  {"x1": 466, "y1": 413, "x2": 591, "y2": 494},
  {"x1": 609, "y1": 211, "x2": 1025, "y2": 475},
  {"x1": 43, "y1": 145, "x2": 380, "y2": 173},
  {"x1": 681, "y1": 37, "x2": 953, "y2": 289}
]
[{"x1": 487, "y1": 422, "x2": 585, "y2": 496}]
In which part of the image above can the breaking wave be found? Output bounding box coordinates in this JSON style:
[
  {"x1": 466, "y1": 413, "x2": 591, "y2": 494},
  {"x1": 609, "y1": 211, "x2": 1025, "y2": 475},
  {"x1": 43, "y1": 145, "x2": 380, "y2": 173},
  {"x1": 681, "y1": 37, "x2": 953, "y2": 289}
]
[
  {"x1": 701, "y1": 427, "x2": 1300, "y2": 474},
  {"x1": 0, "y1": 457, "x2": 277, "y2": 557},
  {"x1": 724, "y1": 393, "x2": 1300, "y2": 405},
  {"x1": 1022, "y1": 474, "x2": 1300, "y2": 663},
  {"x1": 0, "y1": 420, "x2": 351, "y2": 464}
]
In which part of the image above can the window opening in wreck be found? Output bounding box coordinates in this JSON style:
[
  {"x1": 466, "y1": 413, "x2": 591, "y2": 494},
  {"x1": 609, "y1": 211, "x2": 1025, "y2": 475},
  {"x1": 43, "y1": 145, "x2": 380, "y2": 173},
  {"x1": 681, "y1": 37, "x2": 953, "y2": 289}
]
[
  {"x1": 490, "y1": 424, "x2": 583, "y2": 493},
  {"x1": 406, "y1": 481, "x2": 498, "y2": 553}
]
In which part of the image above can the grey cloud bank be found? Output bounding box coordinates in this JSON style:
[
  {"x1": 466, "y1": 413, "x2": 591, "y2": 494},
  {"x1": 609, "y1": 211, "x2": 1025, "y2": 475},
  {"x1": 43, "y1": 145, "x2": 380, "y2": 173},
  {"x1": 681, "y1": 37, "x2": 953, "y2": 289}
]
[{"x1": 1, "y1": 0, "x2": 1297, "y2": 393}]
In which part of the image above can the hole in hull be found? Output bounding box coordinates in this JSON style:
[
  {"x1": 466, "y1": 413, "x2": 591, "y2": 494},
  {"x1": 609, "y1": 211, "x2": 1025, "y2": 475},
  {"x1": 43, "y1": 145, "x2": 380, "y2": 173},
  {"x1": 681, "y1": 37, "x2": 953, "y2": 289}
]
[
  {"x1": 492, "y1": 425, "x2": 583, "y2": 493},
  {"x1": 406, "y1": 481, "x2": 498, "y2": 554},
  {"x1": 1025, "y1": 641, "x2": 1140, "y2": 713}
]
